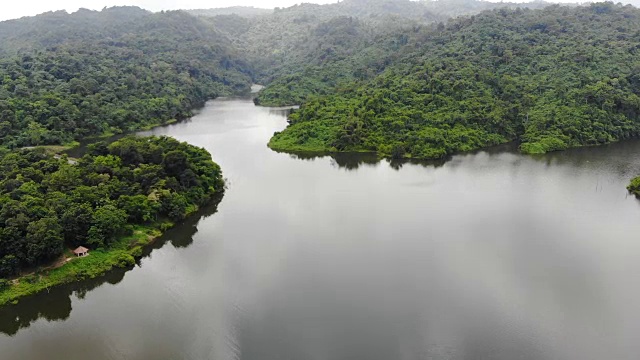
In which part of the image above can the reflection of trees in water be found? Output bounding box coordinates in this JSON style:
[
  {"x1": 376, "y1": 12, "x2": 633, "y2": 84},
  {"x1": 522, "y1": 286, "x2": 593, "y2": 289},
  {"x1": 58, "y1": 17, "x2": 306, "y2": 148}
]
[
  {"x1": 277, "y1": 150, "x2": 455, "y2": 171},
  {"x1": 143, "y1": 194, "x2": 222, "y2": 252},
  {"x1": 272, "y1": 142, "x2": 522, "y2": 171},
  {"x1": 267, "y1": 107, "x2": 297, "y2": 117},
  {"x1": 275, "y1": 141, "x2": 640, "y2": 173},
  {"x1": 533, "y1": 139, "x2": 640, "y2": 179},
  {"x1": 388, "y1": 157, "x2": 448, "y2": 171},
  {"x1": 0, "y1": 269, "x2": 127, "y2": 336},
  {"x1": 0, "y1": 194, "x2": 222, "y2": 336},
  {"x1": 278, "y1": 150, "x2": 379, "y2": 171}
]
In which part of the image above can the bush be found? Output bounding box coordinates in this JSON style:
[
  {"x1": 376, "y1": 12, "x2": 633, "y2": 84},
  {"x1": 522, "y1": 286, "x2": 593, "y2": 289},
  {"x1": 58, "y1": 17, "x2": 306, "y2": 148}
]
[
  {"x1": 130, "y1": 246, "x2": 143, "y2": 258},
  {"x1": 628, "y1": 176, "x2": 640, "y2": 197},
  {"x1": 22, "y1": 275, "x2": 37, "y2": 284},
  {"x1": 520, "y1": 136, "x2": 569, "y2": 154},
  {"x1": 113, "y1": 253, "x2": 135, "y2": 268}
]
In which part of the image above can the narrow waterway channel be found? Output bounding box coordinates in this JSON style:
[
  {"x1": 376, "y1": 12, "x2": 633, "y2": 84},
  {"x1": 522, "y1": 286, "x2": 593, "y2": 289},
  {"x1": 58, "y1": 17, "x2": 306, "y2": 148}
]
[{"x1": 3, "y1": 94, "x2": 640, "y2": 360}]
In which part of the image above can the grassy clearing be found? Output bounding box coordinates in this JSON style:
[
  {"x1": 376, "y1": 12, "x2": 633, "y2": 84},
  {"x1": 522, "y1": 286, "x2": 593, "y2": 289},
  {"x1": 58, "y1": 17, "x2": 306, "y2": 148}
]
[{"x1": 17, "y1": 141, "x2": 81, "y2": 155}]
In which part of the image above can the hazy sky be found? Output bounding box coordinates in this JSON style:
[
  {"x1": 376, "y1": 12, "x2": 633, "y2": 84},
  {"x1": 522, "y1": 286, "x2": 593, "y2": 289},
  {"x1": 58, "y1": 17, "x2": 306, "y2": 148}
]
[{"x1": 0, "y1": 0, "x2": 341, "y2": 22}]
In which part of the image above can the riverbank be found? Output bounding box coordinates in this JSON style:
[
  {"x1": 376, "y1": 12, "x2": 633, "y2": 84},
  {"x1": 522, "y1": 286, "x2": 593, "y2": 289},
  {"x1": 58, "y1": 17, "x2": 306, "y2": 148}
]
[{"x1": 0, "y1": 224, "x2": 166, "y2": 307}]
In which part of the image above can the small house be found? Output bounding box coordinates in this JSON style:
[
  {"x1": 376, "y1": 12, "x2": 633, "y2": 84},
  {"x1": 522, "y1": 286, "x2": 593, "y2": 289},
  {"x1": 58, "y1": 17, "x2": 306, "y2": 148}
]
[{"x1": 73, "y1": 246, "x2": 89, "y2": 257}]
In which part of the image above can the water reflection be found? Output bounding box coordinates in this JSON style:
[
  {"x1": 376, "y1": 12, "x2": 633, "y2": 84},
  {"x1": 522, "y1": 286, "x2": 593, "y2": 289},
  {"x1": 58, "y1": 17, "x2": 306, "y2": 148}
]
[
  {"x1": 0, "y1": 269, "x2": 126, "y2": 336},
  {"x1": 275, "y1": 142, "x2": 519, "y2": 171},
  {"x1": 277, "y1": 139, "x2": 640, "y2": 175},
  {"x1": 0, "y1": 195, "x2": 222, "y2": 337}
]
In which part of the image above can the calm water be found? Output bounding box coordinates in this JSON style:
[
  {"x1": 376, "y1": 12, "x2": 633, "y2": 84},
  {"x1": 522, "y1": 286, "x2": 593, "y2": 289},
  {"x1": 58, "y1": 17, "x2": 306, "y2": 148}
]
[{"x1": 3, "y1": 96, "x2": 640, "y2": 360}]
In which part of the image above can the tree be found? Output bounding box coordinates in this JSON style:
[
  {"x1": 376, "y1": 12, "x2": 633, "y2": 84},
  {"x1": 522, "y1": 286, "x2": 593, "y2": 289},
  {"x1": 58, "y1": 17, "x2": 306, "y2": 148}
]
[
  {"x1": 161, "y1": 192, "x2": 190, "y2": 221},
  {"x1": 163, "y1": 150, "x2": 189, "y2": 177},
  {"x1": 25, "y1": 217, "x2": 64, "y2": 265},
  {"x1": 0, "y1": 255, "x2": 19, "y2": 278},
  {"x1": 117, "y1": 195, "x2": 158, "y2": 223},
  {"x1": 61, "y1": 203, "x2": 94, "y2": 247},
  {"x1": 87, "y1": 205, "x2": 128, "y2": 248},
  {"x1": 44, "y1": 164, "x2": 81, "y2": 192}
]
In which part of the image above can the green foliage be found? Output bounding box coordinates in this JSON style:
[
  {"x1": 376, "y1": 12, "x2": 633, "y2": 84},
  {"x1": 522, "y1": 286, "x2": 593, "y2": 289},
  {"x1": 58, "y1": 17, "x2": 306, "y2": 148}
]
[
  {"x1": 0, "y1": 256, "x2": 18, "y2": 278},
  {"x1": 0, "y1": 7, "x2": 150, "y2": 56},
  {"x1": 87, "y1": 205, "x2": 128, "y2": 248},
  {"x1": 25, "y1": 217, "x2": 64, "y2": 265},
  {"x1": 0, "y1": 136, "x2": 223, "y2": 277},
  {"x1": 160, "y1": 192, "x2": 191, "y2": 221},
  {"x1": 117, "y1": 195, "x2": 158, "y2": 223},
  {"x1": 520, "y1": 136, "x2": 569, "y2": 155},
  {"x1": 627, "y1": 176, "x2": 640, "y2": 197},
  {"x1": 61, "y1": 203, "x2": 94, "y2": 247},
  {"x1": 251, "y1": 15, "x2": 423, "y2": 106},
  {"x1": 0, "y1": 7, "x2": 252, "y2": 148},
  {"x1": 270, "y1": 4, "x2": 640, "y2": 158}
]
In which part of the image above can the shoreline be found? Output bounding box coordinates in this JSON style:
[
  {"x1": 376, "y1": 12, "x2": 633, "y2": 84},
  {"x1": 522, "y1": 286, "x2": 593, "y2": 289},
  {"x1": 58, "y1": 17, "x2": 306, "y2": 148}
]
[
  {"x1": 0, "y1": 223, "x2": 165, "y2": 307},
  {"x1": 0, "y1": 192, "x2": 224, "y2": 308}
]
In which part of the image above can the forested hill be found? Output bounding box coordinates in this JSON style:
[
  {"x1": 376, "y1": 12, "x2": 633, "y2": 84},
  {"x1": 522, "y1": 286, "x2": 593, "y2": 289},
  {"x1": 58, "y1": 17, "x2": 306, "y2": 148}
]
[
  {"x1": 237, "y1": 0, "x2": 553, "y2": 106},
  {"x1": 0, "y1": 7, "x2": 150, "y2": 56},
  {"x1": 0, "y1": 8, "x2": 252, "y2": 148},
  {"x1": 222, "y1": 0, "x2": 439, "y2": 81},
  {"x1": 1, "y1": 0, "x2": 639, "y2": 157},
  {"x1": 269, "y1": 3, "x2": 640, "y2": 158},
  {"x1": 0, "y1": 0, "x2": 558, "y2": 148}
]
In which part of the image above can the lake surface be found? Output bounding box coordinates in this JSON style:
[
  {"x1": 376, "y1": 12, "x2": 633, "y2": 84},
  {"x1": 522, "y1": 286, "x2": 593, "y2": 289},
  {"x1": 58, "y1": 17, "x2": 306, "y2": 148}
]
[{"x1": 3, "y1": 95, "x2": 640, "y2": 360}]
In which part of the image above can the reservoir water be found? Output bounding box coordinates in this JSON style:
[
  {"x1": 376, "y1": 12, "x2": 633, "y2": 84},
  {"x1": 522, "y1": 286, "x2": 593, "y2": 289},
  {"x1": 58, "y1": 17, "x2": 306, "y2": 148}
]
[{"x1": 3, "y1": 95, "x2": 640, "y2": 359}]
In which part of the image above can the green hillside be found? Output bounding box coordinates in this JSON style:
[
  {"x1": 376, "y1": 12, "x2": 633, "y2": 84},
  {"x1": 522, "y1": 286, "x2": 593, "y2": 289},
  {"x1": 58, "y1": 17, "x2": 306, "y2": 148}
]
[
  {"x1": 0, "y1": 9, "x2": 252, "y2": 148},
  {"x1": 269, "y1": 3, "x2": 640, "y2": 158}
]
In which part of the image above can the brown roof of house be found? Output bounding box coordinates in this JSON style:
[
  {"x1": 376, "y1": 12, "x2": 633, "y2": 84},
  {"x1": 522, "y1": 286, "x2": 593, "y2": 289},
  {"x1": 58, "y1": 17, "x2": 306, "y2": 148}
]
[{"x1": 73, "y1": 246, "x2": 89, "y2": 254}]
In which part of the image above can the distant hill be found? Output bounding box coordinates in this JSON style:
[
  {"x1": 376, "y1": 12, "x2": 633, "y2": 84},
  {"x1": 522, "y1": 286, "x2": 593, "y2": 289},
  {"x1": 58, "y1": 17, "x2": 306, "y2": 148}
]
[
  {"x1": 185, "y1": 6, "x2": 273, "y2": 18},
  {"x1": 234, "y1": 0, "x2": 558, "y2": 106},
  {"x1": 0, "y1": 6, "x2": 150, "y2": 56},
  {"x1": 421, "y1": 0, "x2": 555, "y2": 18}
]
